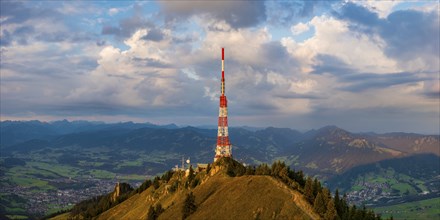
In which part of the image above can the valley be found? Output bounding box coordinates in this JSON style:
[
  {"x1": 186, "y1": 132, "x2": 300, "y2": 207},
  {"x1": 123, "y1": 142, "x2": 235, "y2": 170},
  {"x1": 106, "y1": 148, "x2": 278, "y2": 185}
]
[
  {"x1": 1, "y1": 120, "x2": 439, "y2": 219},
  {"x1": 327, "y1": 154, "x2": 439, "y2": 205}
]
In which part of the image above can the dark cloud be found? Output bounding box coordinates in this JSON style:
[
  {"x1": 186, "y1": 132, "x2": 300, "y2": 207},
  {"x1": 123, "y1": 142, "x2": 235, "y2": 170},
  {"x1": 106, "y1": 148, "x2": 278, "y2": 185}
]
[
  {"x1": 102, "y1": 26, "x2": 121, "y2": 35},
  {"x1": 132, "y1": 57, "x2": 172, "y2": 68},
  {"x1": 337, "y1": 2, "x2": 380, "y2": 26},
  {"x1": 275, "y1": 93, "x2": 323, "y2": 100},
  {"x1": 244, "y1": 102, "x2": 278, "y2": 112},
  {"x1": 0, "y1": 1, "x2": 61, "y2": 25},
  {"x1": 96, "y1": 40, "x2": 106, "y2": 46},
  {"x1": 1, "y1": 54, "x2": 97, "y2": 79},
  {"x1": 35, "y1": 32, "x2": 67, "y2": 43},
  {"x1": 312, "y1": 54, "x2": 429, "y2": 92},
  {"x1": 101, "y1": 16, "x2": 152, "y2": 38},
  {"x1": 260, "y1": 41, "x2": 299, "y2": 73},
  {"x1": 381, "y1": 10, "x2": 439, "y2": 61},
  {"x1": 305, "y1": 106, "x2": 439, "y2": 134},
  {"x1": 141, "y1": 28, "x2": 164, "y2": 42},
  {"x1": 2, "y1": 27, "x2": 92, "y2": 45},
  {"x1": 341, "y1": 72, "x2": 429, "y2": 92},
  {"x1": 160, "y1": 1, "x2": 266, "y2": 29},
  {"x1": 266, "y1": 1, "x2": 335, "y2": 26},
  {"x1": 10, "y1": 25, "x2": 34, "y2": 45},
  {"x1": 310, "y1": 54, "x2": 355, "y2": 76},
  {"x1": 101, "y1": 4, "x2": 153, "y2": 39},
  {"x1": 0, "y1": 97, "x2": 130, "y2": 117},
  {"x1": 0, "y1": 30, "x2": 12, "y2": 46},
  {"x1": 34, "y1": 31, "x2": 94, "y2": 43},
  {"x1": 172, "y1": 35, "x2": 198, "y2": 44},
  {"x1": 1, "y1": 2, "x2": 96, "y2": 45},
  {"x1": 422, "y1": 91, "x2": 440, "y2": 99},
  {"x1": 336, "y1": 3, "x2": 439, "y2": 62},
  {"x1": 261, "y1": 41, "x2": 289, "y2": 61},
  {"x1": 14, "y1": 26, "x2": 34, "y2": 35}
]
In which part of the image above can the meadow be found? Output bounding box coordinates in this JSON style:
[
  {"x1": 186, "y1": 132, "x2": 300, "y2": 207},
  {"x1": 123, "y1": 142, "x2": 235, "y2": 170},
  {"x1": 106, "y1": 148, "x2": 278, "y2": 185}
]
[{"x1": 374, "y1": 198, "x2": 440, "y2": 220}]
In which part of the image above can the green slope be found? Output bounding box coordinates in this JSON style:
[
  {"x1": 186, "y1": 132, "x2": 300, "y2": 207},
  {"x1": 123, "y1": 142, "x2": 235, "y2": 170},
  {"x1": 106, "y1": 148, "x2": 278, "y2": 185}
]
[{"x1": 374, "y1": 198, "x2": 440, "y2": 220}]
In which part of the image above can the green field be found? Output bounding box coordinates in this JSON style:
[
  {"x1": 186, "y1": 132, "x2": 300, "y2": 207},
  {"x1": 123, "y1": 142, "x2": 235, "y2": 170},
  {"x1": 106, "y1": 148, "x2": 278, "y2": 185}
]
[
  {"x1": 1, "y1": 148, "x2": 169, "y2": 218},
  {"x1": 349, "y1": 168, "x2": 428, "y2": 196},
  {"x1": 374, "y1": 198, "x2": 440, "y2": 220}
]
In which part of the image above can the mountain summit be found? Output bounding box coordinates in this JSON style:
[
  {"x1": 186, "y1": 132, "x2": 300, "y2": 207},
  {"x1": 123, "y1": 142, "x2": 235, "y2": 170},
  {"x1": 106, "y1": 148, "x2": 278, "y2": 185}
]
[
  {"x1": 100, "y1": 158, "x2": 319, "y2": 220},
  {"x1": 54, "y1": 158, "x2": 386, "y2": 220}
]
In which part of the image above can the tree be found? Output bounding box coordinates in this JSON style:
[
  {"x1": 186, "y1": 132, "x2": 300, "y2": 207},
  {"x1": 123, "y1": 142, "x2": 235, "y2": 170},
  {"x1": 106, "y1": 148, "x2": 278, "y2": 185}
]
[
  {"x1": 304, "y1": 177, "x2": 314, "y2": 204},
  {"x1": 147, "y1": 206, "x2": 155, "y2": 220},
  {"x1": 271, "y1": 161, "x2": 286, "y2": 176},
  {"x1": 147, "y1": 204, "x2": 164, "y2": 220},
  {"x1": 137, "y1": 180, "x2": 152, "y2": 193},
  {"x1": 190, "y1": 178, "x2": 199, "y2": 188},
  {"x1": 322, "y1": 188, "x2": 331, "y2": 207},
  {"x1": 340, "y1": 193, "x2": 349, "y2": 219},
  {"x1": 206, "y1": 163, "x2": 211, "y2": 174},
  {"x1": 294, "y1": 170, "x2": 306, "y2": 187},
  {"x1": 334, "y1": 189, "x2": 341, "y2": 217},
  {"x1": 182, "y1": 192, "x2": 197, "y2": 219},
  {"x1": 349, "y1": 205, "x2": 357, "y2": 220},
  {"x1": 188, "y1": 165, "x2": 195, "y2": 183},
  {"x1": 245, "y1": 165, "x2": 255, "y2": 175},
  {"x1": 312, "y1": 178, "x2": 322, "y2": 197},
  {"x1": 314, "y1": 191, "x2": 327, "y2": 216},
  {"x1": 153, "y1": 177, "x2": 160, "y2": 190},
  {"x1": 155, "y1": 204, "x2": 164, "y2": 217},
  {"x1": 161, "y1": 170, "x2": 174, "y2": 182},
  {"x1": 279, "y1": 166, "x2": 289, "y2": 182},
  {"x1": 324, "y1": 199, "x2": 337, "y2": 220},
  {"x1": 255, "y1": 163, "x2": 271, "y2": 175}
]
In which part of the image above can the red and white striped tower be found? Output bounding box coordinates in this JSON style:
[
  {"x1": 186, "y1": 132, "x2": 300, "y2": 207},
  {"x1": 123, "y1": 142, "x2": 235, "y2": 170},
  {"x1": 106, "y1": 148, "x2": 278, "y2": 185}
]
[{"x1": 214, "y1": 48, "x2": 232, "y2": 162}]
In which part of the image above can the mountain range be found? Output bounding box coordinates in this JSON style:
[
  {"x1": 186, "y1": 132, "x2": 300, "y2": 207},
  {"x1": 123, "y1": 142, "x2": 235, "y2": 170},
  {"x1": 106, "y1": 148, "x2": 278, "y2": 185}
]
[
  {"x1": 2, "y1": 120, "x2": 438, "y2": 178},
  {"x1": 1, "y1": 120, "x2": 439, "y2": 218}
]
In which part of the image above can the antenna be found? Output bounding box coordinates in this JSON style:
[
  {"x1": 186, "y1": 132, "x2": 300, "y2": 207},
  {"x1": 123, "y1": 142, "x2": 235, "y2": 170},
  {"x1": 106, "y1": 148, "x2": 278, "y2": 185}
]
[
  {"x1": 182, "y1": 156, "x2": 185, "y2": 170},
  {"x1": 214, "y1": 47, "x2": 232, "y2": 162}
]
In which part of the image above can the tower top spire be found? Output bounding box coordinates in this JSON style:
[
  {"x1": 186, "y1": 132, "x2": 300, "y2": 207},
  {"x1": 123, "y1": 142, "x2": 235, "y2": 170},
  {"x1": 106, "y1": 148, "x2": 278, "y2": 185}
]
[{"x1": 221, "y1": 48, "x2": 225, "y2": 95}]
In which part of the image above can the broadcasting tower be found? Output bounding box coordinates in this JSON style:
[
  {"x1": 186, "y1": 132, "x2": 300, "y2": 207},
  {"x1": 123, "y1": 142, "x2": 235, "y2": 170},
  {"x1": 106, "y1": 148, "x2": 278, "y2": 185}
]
[{"x1": 214, "y1": 48, "x2": 232, "y2": 162}]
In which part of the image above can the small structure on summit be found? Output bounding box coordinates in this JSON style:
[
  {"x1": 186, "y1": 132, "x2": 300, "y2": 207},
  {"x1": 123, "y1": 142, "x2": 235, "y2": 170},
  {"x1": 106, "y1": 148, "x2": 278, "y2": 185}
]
[
  {"x1": 196, "y1": 163, "x2": 208, "y2": 172},
  {"x1": 214, "y1": 48, "x2": 232, "y2": 162}
]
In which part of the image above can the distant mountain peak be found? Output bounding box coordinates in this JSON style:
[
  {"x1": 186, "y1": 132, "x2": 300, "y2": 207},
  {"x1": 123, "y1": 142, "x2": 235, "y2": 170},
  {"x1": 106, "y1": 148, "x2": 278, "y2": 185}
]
[
  {"x1": 315, "y1": 125, "x2": 352, "y2": 141},
  {"x1": 318, "y1": 125, "x2": 347, "y2": 132}
]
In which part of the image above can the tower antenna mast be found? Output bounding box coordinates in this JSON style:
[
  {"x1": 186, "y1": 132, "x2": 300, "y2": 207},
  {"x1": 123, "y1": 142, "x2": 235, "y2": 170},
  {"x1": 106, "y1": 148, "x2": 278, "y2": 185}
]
[{"x1": 214, "y1": 48, "x2": 232, "y2": 162}]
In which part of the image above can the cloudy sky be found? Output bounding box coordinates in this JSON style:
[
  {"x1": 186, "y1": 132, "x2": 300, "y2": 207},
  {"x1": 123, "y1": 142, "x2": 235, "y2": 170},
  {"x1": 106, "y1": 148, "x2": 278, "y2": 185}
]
[{"x1": 1, "y1": 1, "x2": 439, "y2": 133}]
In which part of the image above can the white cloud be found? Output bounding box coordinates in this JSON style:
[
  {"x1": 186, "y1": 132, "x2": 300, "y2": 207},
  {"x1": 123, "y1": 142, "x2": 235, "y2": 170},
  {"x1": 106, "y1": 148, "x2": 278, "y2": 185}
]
[
  {"x1": 289, "y1": 79, "x2": 317, "y2": 94},
  {"x1": 109, "y1": 8, "x2": 120, "y2": 16},
  {"x1": 284, "y1": 15, "x2": 399, "y2": 74},
  {"x1": 66, "y1": 28, "x2": 206, "y2": 111},
  {"x1": 347, "y1": 0, "x2": 399, "y2": 18},
  {"x1": 291, "y1": 22, "x2": 310, "y2": 35}
]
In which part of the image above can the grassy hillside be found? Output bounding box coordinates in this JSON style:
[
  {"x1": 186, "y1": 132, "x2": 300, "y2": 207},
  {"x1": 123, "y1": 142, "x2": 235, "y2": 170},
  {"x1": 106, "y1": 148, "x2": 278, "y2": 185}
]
[
  {"x1": 190, "y1": 175, "x2": 316, "y2": 220},
  {"x1": 96, "y1": 160, "x2": 319, "y2": 220},
  {"x1": 374, "y1": 198, "x2": 440, "y2": 220},
  {"x1": 94, "y1": 175, "x2": 318, "y2": 220}
]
